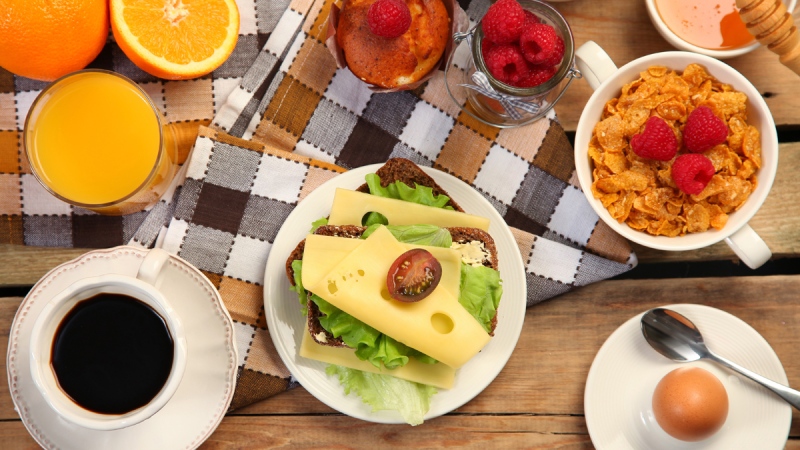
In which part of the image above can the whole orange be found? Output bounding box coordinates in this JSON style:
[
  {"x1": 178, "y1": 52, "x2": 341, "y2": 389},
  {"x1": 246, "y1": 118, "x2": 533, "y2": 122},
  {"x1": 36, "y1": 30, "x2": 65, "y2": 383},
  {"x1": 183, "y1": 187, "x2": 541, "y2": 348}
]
[{"x1": 0, "y1": 0, "x2": 109, "y2": 81}]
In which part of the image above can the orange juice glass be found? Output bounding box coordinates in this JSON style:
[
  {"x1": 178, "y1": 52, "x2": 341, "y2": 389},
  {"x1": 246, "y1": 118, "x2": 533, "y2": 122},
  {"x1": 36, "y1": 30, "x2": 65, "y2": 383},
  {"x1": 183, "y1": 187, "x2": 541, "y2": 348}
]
[{"x1": 24, "y1": 70, "x2": 178, "y2": 215}]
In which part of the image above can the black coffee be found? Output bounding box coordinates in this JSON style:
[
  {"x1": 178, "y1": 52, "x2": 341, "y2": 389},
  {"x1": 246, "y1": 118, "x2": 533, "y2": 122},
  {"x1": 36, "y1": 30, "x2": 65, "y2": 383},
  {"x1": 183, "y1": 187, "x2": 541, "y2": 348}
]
[{"x1": 51, "y1": 293, "x2": 174, "y2": 415}]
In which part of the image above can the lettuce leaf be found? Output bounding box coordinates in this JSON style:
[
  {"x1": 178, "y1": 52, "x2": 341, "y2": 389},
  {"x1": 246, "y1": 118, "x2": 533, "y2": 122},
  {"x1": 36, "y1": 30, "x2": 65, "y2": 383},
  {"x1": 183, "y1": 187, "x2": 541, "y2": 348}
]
[
  {"x1": 289, "y1": 260, "x2": 308, "y2": 316},
  {"x1": 309, "y1": 217, "x2": 328, "y2": 233},
  {"x1": 365, "y1": 173, "x2": 454, "y2": 209},
  {"x1": 325, "y1": 365, "x2": 436, "y2": 426},
  {"x1": 361, "y1": 174, "x2": 453, "y2": 225},
  {"x1": 311, "y1": 294, "x2": 434, "y2": 369},
  {"x1": 362, "y1": 224, "x2": 453, "y2": 247},
  {"x1": 458, "y1": 264, "x2": 503, "y2": 333}
]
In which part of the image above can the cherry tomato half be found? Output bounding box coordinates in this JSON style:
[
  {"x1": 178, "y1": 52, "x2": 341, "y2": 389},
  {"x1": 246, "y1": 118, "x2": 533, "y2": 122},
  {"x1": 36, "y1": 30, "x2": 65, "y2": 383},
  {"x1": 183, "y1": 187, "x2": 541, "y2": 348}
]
[{"x1": 386, "y1": 249, "x2": 442, "y2": 302}]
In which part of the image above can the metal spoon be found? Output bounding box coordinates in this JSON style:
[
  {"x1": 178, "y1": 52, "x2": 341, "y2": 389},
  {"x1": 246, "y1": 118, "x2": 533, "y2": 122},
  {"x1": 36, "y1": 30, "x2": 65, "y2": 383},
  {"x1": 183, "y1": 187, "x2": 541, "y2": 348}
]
[{"x1": 640, "y1": 307, "x2": 800, "y2": 410}]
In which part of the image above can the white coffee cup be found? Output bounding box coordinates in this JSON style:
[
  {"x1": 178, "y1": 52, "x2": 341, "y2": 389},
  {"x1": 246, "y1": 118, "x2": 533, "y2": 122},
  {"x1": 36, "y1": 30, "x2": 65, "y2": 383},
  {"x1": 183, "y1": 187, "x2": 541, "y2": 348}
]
[
  {"x1": 574, "y1": 41, "x2": 778, "y2": 269},
  {"x1": 29, "y1": 248, "x2": 188, "y2": 430}
]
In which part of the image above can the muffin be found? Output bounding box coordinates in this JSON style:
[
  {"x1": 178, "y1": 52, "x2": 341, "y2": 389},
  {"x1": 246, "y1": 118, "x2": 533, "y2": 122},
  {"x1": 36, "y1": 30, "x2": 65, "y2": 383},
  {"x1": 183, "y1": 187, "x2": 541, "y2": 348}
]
[{"x1": 336, "y1": 0, "x2": 450, "y2": 88}]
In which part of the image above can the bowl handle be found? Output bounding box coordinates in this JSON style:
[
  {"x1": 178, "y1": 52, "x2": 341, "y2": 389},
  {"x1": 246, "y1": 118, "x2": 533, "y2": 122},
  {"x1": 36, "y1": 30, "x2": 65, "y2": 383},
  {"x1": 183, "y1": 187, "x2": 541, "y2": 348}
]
[
  {"x1": 575, "y1": 41, "x2": 618, "y2": 90},
  {"x1": 725, "y1": 224, "x2": 772, "y2": 269}
]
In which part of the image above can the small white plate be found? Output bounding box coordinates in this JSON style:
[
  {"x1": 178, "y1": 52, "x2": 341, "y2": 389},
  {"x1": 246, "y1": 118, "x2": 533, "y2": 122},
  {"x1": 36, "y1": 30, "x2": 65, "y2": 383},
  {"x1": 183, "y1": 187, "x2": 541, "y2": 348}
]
[
  {"x1": 263, "y1": 164, "x2": 527, "y2": 423},
  {"x1": 7, "y1": 246, "x2": 238, "y2": 449},
  {"x1": 585, "y1": 303, "x2": 791, "y2": 449}
]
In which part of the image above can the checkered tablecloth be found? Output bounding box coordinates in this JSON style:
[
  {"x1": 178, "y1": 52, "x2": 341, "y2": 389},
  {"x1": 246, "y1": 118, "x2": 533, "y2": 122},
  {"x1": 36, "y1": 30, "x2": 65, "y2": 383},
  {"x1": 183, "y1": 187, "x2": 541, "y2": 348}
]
[{"x1": 1, "y1": 0, "x2": 637, "y2": 410}]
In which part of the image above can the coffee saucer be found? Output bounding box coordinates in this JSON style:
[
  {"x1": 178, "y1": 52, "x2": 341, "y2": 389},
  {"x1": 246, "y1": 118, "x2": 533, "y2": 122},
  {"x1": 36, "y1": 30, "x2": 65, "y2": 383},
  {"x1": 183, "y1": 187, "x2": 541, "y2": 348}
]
[{"x1": 7, "y1": 246, "x2": 238, "y2": 449}]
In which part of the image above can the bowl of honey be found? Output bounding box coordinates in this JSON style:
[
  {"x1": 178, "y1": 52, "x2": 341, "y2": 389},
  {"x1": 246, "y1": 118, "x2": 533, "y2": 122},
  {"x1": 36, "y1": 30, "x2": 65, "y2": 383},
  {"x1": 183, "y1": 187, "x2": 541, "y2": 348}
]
[{"x1": 645, "y1": 0, "x2": 797, "y2": 58}]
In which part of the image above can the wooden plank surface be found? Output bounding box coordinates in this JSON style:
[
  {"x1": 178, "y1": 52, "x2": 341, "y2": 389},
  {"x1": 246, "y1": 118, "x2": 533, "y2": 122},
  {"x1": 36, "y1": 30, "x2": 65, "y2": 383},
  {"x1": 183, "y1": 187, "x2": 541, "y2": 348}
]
[{"x1": 3, "y1": 275, "x2": 800, "y2": 447}]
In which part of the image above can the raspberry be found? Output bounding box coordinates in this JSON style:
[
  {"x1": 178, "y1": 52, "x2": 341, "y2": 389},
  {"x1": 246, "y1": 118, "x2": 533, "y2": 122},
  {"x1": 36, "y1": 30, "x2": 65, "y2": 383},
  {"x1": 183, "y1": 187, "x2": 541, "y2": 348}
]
[
  {"x1": 519, "y1": 23, "x2": 564, "y2": 67},
  {"x1": 367, "y1": 0, "x2": 412, "y2": 39},
  {"x1": 523, "y1": 10, "x2": 541, "y2": 27},
  {"x1": 481, "y1": 37, "x2": 497, "y2": 56},
  {"x1": 484, "y1": 44, "x2": 529, "y2": 85},
  {"x1": 517, "y1": 65, "x2": 556, "y2": 88},
  {"x1": 683, "y1": 106, "x2": 728, "y2": 153},
  {"x1": 630, "y1": 116, "x2": 678, "y2": 161},
  {"x1": 671, "y1": 153, "x2": 716, "y2": 195},
  {"x1": 481, "y1": 0, "x2": 526, "y2": 45}
]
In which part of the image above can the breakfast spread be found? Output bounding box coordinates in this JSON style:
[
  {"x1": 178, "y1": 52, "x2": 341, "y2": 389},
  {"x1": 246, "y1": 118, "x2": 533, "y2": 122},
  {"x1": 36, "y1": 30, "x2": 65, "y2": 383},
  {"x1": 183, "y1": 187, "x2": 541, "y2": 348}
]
[
  {"x1": 479, "y1": 0, "x2": 565, "y2": 88},
  {"x1": 589, "y1": 63, "x2": 761, "y2": 236},
  {"x1": 6, "y1": 0, "x2": 797, "y2": 445},
  {"x1": 336, "y1": 0, "x2": 450, "y2": 88},
  {"x1": 285, "y1": 158, "x2": 503, "y2": 424},
  {"x1": 652, "y1": 367, "x2": 729, "y2": 441}
]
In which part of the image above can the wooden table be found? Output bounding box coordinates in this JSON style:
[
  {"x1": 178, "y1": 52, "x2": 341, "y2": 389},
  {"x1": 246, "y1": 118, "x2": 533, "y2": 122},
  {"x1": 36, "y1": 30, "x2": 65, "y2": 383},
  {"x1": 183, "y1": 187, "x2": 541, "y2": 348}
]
[{"x1": 2, "y1": 0, "x2": 799, "y2": 447}]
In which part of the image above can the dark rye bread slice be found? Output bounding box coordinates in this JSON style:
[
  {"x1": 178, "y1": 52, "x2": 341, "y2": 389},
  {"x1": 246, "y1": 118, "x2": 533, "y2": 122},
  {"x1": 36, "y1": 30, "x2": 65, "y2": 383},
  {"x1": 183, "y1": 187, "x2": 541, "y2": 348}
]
[
  {"x1": 354, "y1": 158, "x2": 464, "y2": 212},
  {"x1": 285, "y1": 225, "x2": 500, "y2": 349}
]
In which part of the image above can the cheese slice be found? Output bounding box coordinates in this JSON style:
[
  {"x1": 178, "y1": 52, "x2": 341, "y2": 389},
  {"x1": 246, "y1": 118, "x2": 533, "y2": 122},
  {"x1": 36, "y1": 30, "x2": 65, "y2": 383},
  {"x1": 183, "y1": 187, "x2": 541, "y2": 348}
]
[
  {"x1": 327, "y1": 189, "x2": 490, "y2": 231},
  {"x1": 301, "y1": 235, "x2": 361, "y2": 292},
  {"x1": 305, "y1": 226, "x2": 490, "y2": 369},
  {"x1": 302, "y1": 233, "x2": 461, "y2": 299},
  {"x1": 299, "y1": 324, "x2": 456, "y2": 389}
]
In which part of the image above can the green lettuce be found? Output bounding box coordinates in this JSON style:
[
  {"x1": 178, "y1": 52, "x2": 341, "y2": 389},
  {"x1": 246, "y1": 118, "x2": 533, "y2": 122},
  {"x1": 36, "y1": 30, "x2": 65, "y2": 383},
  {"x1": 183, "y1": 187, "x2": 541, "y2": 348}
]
[
  {"x1": 362, "y1": 174, "x2": 453, "y2": 225},
  {"x1": 458, "y1": 264, "x2": 503, "y2": 333},
  {"x1": 289, "y1": 260, "x2": 308, "y2": 316},
  {"x1": 309, "y1": 217, "x2": 328, "y2": 233},
  {"x1": 362, "y1": 224, "x2": 453, "y2": 247},
  {"x1": 325, "y1": 365, "x2": 437, "y2": 426},
  {"x1": 311, "y1": 294, "x2": 435, "y2": 369}
]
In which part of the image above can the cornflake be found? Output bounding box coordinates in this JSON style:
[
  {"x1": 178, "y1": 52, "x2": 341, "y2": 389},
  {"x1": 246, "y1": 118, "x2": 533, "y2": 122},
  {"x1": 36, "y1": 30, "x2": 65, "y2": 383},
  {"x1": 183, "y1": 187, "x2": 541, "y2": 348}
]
[{"x1": 589, "y1": 64, "x2": 760, "y2": 237}]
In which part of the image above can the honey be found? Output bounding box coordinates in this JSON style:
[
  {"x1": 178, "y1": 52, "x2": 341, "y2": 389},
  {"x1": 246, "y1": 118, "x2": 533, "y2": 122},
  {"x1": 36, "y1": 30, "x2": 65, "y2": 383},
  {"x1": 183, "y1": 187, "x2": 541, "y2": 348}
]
[{"x1": 655, "y1": 0, "x2": 755, "y2": 50}]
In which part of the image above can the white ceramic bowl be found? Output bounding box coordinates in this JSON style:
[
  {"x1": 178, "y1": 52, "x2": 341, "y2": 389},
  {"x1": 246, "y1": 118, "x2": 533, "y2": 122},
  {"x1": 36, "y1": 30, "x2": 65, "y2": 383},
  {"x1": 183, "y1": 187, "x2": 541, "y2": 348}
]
[
  {"x1": 574, "y1": 42, "x2": 778, "y2": 269},
  {"x1": 644, "y1": 0, "x2": 797, "y2": 59}
]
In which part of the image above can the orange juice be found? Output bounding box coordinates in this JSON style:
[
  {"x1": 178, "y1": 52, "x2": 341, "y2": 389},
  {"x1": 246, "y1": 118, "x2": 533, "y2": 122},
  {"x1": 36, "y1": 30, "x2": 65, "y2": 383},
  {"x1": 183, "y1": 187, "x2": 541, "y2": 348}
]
[
  {"x1": 25, "y1": 70, "x2": 176, "y2": 215},
  {"x1": 655, "y1": 0, "x2": 755, "y2": 50}
]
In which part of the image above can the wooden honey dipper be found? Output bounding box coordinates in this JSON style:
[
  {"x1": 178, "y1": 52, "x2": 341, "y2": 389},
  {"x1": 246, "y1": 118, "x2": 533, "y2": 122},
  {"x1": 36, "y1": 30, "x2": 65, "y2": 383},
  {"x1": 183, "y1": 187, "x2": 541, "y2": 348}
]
[{"x1": 737, "y1": 0, "x2": 800, "y2": 75}]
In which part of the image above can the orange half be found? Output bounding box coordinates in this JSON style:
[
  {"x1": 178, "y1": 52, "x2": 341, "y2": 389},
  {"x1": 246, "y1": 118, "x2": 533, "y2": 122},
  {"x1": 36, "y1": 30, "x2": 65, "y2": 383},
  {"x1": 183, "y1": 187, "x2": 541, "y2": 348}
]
[{"x1": 110, "y1": 0, "x2": 240, "y2": 80}]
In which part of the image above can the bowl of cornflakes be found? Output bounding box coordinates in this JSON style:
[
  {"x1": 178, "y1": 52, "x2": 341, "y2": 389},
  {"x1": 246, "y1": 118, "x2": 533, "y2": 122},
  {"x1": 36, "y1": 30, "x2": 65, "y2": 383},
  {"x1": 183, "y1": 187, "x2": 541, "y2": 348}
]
[{"x1": 573, "y1": 42, "x2": 778, "y2": 269}]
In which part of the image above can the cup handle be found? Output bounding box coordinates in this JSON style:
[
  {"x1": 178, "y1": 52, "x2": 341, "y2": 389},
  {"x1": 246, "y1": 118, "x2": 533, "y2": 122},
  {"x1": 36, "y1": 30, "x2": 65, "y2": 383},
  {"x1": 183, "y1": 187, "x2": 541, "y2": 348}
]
[
  {"x1": 724, "y1": 224, "x2": 771, "y2": 269},
  {"x1": 137, "y1": 248, "x2": 171, "y2": 286},
  {"x1": 575, "y1": 41, "x2": 619, "y2": 90}
]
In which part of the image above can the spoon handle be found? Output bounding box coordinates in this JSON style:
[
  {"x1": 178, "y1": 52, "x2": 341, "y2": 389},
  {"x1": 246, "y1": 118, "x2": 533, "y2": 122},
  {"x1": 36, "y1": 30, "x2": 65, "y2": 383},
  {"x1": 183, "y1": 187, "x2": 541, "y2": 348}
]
[{"x1": 710, "y1": 351, "x2": 800, "y2": 410}]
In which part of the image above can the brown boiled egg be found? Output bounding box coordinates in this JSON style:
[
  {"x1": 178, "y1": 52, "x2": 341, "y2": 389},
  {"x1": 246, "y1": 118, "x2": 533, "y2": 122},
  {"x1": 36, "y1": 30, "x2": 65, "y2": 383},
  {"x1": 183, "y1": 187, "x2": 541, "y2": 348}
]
[{"x1": 652, "y1": 366, "x2": 729, "y2": 441}]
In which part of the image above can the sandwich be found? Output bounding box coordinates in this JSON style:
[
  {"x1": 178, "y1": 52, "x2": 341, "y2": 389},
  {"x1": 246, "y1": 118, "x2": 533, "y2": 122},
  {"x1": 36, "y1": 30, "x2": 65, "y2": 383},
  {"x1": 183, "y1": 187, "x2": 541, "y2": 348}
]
[{"x1": 284, "y1": 158, "x2": 503, "y2": 424}]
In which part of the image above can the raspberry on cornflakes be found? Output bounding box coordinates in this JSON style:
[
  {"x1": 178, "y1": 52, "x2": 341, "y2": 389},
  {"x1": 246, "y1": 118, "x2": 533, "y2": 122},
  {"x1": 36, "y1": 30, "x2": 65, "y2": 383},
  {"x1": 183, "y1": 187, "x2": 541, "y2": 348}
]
[{"x1": 589, "y1": 64, "x2": 760, "y2": 237}]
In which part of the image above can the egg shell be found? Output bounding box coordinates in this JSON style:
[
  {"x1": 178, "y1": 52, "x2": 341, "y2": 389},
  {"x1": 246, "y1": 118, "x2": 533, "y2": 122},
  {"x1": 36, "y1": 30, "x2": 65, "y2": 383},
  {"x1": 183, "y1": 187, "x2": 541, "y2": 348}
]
[{"x1": 652, "y1": 366, "x2": 729, "y2": 442}]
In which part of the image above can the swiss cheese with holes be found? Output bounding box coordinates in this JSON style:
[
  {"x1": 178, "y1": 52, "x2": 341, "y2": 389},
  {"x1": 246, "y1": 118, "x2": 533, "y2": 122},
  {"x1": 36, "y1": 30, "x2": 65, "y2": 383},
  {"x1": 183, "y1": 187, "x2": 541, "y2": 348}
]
[
  {"x1": 303, "y1": 226, "x2": 491, "y2": 369},
  {"x1": 301, "y1": 233, "x2": 462, "y2": 299},
  {"x1": 327, "y1": 189, "x2": 490, "y2": 230}
]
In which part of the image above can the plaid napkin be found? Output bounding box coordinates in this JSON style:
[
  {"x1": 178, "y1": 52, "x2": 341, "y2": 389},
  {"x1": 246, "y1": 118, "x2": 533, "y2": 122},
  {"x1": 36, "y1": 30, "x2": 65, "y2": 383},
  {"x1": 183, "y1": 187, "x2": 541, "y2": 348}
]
[{"x1": 1, "y1": 0, "x2": 637, "y2": 410}]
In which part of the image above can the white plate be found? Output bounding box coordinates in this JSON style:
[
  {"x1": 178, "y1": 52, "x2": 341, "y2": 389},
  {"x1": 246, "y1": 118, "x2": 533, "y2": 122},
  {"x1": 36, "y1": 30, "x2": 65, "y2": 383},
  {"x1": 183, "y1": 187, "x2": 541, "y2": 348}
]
[
  {"x1": 7, "y1": 246, "x2": 238, "y2": 449},
  {"x1": 263, "y1": 164, "x2": 527, "y2": 423},
  {"x1": 585, "y1": 303, "x2": 791, "y2": 449}
]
